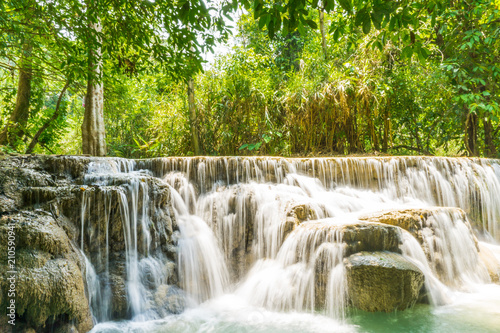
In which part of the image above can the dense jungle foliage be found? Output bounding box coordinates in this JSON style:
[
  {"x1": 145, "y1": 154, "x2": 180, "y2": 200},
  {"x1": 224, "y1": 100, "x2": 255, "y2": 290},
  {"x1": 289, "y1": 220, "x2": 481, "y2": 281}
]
[{"x1": 1, "y1": 0, "x2": 499, "y2": 158}]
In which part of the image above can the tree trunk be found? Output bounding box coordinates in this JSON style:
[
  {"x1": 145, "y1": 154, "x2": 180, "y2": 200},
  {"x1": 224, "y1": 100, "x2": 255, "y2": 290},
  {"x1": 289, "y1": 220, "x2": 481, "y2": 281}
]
[
  {"x1": 382, "y1": 107, "x2": 390, "y2": 153},
  {"x1": 346, "y1": 108, "x2": 360, "y2": 153},
  {"x1": 319, "y1": 9, "x2": 328, "y2": 59},
  {"x1": 82, "y1": 16, "x2": 106, "y2": 156},
  {"x1": 465, "y1": 111, "x2": 478, "y2": 156},
  {"x1": 188, "y1": 77, "x2": 202, "y2": 155},
  {"x1": 0, "y1": 43, "x2": 32, "y2": 147},
  {"x1": 484, "y1": 118, "x2": 497, "y2": 157},
  {"x1": 368, "y1": 117, "x2": 379, "y2": 151}
]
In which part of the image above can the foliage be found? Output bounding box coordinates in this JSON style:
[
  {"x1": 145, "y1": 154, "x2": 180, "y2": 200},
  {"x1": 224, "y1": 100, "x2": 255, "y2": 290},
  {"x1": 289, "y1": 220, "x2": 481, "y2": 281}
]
[{"x1": 0, "y1": 0, "x2": 499, "y2": 158}]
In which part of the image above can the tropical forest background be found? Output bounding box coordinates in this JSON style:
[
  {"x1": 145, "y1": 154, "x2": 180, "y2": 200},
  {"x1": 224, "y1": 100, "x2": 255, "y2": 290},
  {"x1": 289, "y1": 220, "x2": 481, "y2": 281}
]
[{"x1": 1, "y1": 0, "x2": 499, "y2": 158}]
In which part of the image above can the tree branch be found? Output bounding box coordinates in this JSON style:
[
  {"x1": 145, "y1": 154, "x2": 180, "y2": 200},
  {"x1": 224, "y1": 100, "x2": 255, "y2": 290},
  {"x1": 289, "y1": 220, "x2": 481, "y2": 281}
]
[{"x1": 26, "y1": 80, "x2": 70, "y2": 154}]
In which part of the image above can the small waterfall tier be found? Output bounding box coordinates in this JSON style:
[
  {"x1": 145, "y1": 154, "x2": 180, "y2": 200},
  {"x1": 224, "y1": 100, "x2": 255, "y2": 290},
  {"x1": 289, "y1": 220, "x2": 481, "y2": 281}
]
[{"x1": 1, "y1": 155, "x2": 499, "y2": 332}]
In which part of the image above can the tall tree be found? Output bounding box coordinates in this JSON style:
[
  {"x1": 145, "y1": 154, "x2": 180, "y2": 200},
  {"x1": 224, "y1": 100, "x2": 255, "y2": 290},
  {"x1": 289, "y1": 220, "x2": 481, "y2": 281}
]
[
  {"x1": 76, "y1": 0, "x2": 235, "y2": 156},
  {"x1": 0, "y1": 42, "x2": 32, "y2": 146},
  {"x1": 0, "y1": 0, "x2": 87, "y2": 152},
  {"x1": 187, "y1": 76, "x2": 202, "y2": 155},
  {"x1": 82, "y1": 1, "x2": 106, "y2": 156},
  {"x1": 432, "y1": 0, "x2": 500, "y2": 156},
  {"x1": 318, "y1": 8, "x2": 328, "y2": 59}
]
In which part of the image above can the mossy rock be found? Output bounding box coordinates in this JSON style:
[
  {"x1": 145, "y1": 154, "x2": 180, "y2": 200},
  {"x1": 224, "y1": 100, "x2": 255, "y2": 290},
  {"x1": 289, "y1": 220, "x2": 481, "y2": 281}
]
[
  {"x1": 359, "y1": 207, "x2": 478, "y2": 248},
  {"x1": 345, "y1": 251, "x2": 424, "y2": 312},
  {"x1": 0, "y1": 211, "x2": 93, "y2": 332}
]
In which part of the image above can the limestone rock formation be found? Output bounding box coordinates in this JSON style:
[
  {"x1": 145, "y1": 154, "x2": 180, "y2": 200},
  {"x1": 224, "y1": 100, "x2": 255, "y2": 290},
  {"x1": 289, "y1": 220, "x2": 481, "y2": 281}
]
[
  {"x1": 0, "y1": 155, "x2": 180, "y2": 331},
  {"x1": 283, "y1": 202, "x2": 323, "y2": 237},
  {"x1": 288, "y1": 220, "x2": 404, "y2": 308},
  {"x1": 0, "y1": 211, "x2": 93, "y2": 332},
  {"x1": 295, "y1": 220, "x2": 403, "y2": 256},
  {"x1": 345, "y1": 251, "x2": 424, "y2": 312},
  {"x1": 359, "y1": 207, "x2": 488, "y2": 285},
  {"x1": 359, "y1": 207, "x2": 477, "y2": 248},
  {"x1": 154, "y1": 285, "x2": 186, "y2": 315}
]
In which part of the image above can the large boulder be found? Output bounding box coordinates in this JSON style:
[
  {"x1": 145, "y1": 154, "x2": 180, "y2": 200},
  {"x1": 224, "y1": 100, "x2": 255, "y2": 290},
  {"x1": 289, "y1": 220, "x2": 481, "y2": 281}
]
[
  {"x1": 359, "y1": 207, "x2": 488, "y2": 285},
  {"x1": 359, "y1": 207, "x2": 478, "y2": 248},
  {"x1": 295, "y1": 220, "x2": 403, "y2": 257},
  {"x1": 0, "y1": 211, "x2": 93, "y2": 332},
  {"x1": 345, "y1": 251, "x2": 424, "y2": 312},
  {"x1": 285, "y1": 220, "x2": 404, "y2": 308}
]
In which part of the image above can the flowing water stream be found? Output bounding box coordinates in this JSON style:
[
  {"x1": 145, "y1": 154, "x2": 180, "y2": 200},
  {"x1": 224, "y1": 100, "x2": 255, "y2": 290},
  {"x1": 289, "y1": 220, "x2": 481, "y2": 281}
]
[{"x1": 83, "y1": 157, "x2": 500, "y2": 332}]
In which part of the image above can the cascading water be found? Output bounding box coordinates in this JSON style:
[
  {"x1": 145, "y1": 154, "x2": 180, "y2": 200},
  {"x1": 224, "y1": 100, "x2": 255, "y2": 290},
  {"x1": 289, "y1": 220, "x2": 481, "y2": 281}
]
[
  {"x1": 169, "y1": 184, "x2": 230, "y2": 304},
  {"x1": 86, "y1": 156, "x2": 500, "y2": 333},
  {"x1": 139, "y1": 156, "x2": 500, "y2": 239},
  {"x1": 79, "y1": 159, "x2": 178, "y2": 322},
  {"x1": 417, "y1": 209, "x2": 490, "y2": 287}
]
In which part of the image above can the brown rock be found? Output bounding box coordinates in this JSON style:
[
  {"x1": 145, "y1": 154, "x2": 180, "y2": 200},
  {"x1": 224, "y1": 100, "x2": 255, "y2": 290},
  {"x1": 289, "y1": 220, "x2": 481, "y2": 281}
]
[
  {"x1": 359, "y1": 207, "x2": 477, "y2": 248},
  {"x1": 0, "y1": 212, "x2": 93, "y2": 332},
  {"x1": 345, "y1": 251, "x2": 424, "y2": 312}
]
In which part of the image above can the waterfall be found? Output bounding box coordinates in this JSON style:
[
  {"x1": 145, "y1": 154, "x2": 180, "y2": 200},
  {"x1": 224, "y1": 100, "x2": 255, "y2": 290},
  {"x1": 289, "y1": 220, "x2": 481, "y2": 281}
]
[
  {"x1": 81, "y1": 156, "x2": 500, "y2": 326},
  {"x1": 235, "y1": 221, "x2": 348, "y2": 317},
  {"x1": 169, "y1": 185, "x2": 230, "y2": 304},
  {"x1": 79, "y1": 159, "x2": 174, "y2": 322},
  {"x1": 417, "y1": 209, "x2": 490, "y2": 287},
  {"x1": 138, "y1": 157, "x2": 500, "y2": 239},
  {"x1": 400, "y1": 231, "x2": 452, "y2": 306}
]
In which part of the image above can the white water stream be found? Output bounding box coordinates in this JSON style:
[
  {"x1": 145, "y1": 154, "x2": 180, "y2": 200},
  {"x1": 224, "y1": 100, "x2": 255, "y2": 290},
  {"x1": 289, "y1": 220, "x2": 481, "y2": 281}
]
[{"x1": 80, "y1": 157, "x2": 500, "y2": 332}]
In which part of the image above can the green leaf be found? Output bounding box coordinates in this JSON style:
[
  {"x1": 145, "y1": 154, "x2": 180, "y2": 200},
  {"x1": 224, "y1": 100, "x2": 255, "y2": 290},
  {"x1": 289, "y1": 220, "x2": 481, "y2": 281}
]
[
  {"x1": 298, "y1": 22, "x2": 306, "y2": 35},
  {"x1": 333, "y1": 27, "x2": 340, "y2": 40},
  {"x1": 371, "y1": 11, "x2": 383, "y2": 30},
  {"x1": 267, "y1": 20, "x2": 275, "y2": 39},
  {"x1": 306, "y1": 19, "x2": 318, "y2": 29},
  {"x1": 338, "y1": 0, "x2": 352, "y2": 13},
  {"x1": 402, "y1": 45, "x2": 413, "y2": 58},
  {"x1": 324, "y1": 0, "x2": 335, "y2": 11},
  {"x1": 419, "y1": 47, "x2": 430, "y2": 59},
  {"x1": 389, "y1": 16, "x2": 396, "y2": 31},
  {"x1": 362, "y1": 17, "x2": 371, "y2": 34},
  {"x1": 258, "y1": 15, "x2": 268, "y2": 29},
  {"x1": 355, "y1": 8, "x2": 368, "y2": 26},
  {"x1": 373, "y1": 41, "x2": 383, "y2": 51}
]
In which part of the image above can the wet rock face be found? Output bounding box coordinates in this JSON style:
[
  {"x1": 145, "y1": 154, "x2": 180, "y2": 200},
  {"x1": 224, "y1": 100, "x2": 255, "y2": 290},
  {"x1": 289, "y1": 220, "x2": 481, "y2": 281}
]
[
  {"x1": 0, "y1": 211, "x2": 93, "y2": 333},
  {"x1": 0, "y1": 155, "x2": 180, "y2": 331},
  {"x1": 283, "y1": 203, "x2": 323, "y2": 238},
  {"x1": 283, "y1": 220, "x2": 404, "y2": 310},
  {"x1": 294, "y1": 221, "x2": 403, "y2": 257},
  {"x1": 154, "y1": 285, "x2": 186, "y2": 315},
  {"x1": 345, "y1": 251, "x2": 424, "y2": 312},
  {"x1": 359, "y1": 207, "x2": 477, "y2": 248},
  {"x1": 359, "y1": 207, "x2": 487, "y2": 285}
]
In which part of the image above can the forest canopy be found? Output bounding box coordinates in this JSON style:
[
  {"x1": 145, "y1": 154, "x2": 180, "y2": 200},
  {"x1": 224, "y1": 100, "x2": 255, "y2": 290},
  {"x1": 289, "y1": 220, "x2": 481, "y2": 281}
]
[{"x1": 0, "y1": 0, "x2": 499, "y2": 158}]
